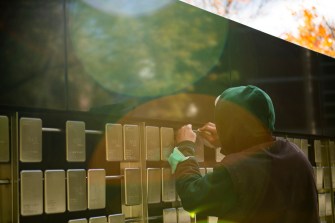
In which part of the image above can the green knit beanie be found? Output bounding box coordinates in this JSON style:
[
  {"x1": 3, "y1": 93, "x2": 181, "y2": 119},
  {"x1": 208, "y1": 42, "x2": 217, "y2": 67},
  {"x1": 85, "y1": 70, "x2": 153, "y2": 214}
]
[{"x1": 218, "y1": 85, "x2": 275, "y2": 131}]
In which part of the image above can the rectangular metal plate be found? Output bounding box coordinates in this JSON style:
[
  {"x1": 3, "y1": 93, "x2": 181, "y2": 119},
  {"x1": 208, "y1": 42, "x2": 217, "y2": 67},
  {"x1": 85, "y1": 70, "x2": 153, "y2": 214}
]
[
  {"x1": 314, "y1": 167, "x2": 323, "y2": 191},
  {"x1": 314, "y1": 140, "x2": 322, "y2": 164},
  {"x1": 88, "y1": 169, "x2": 106, "y2": 210},
  {"x1": 300, "y1": 139, "x2": 308, "y2": 158},
  {"x1": 178, "y1": 207, "x2": 191, "y2": 223},
  {"x1": 162, "y1": 168, "x2": 176, "y2": 202},
  {"x1": 108, "y1": 214, "x2": 125, "y2": 223},
  {"x1": 66, "y1": 121, "x2": 86, "y2": 162},
  {"x1": 318, "y1": 193, "x2": 326, "y2": 217},
  {"x1": 20, "y1": 170, "x2": 43, "y2": 216},
  {"x1": 20, "y1": 118, "x2": 42, "y2": 162},
  {"x1": 206, "y1": 168, "x2": 213, "y2": 173},
  {"x1": 207, "y1": 216, "x2": 219, "y2": 223},
  {"x1": 146, "y1": 126, "x2": 160, "y2": 161},
  {"x1": 89, "y1": 216, "x2": 107, "y2": 223},
  {"x1": 123, "y1": 125, "x2": 140, "y2": 161},
  {"x1": 106, "y1": 123, "x2": 123, "y2": 161},
  {"x1": 163, "y1": 208, "x2": 177, "y2": 223},
  {"x1": 44, "y1": 170, "x2": 66, "y2": 214},
  {"x1": 123, "y1": 168, "x2": 142, "y2": 205},
  {"x1": 69, "y1": 219, "x2": 87, "y2": 223},
  {"x1": 326, "y1": 193, "x2": 332, "y2": 216},
  {"x1": 199, "y1": 168, "x2": 206, "y2": 176},
  {"x1": 67, "y1": 169, "x2": 87, "y2": 212},
  {"x1": 0, "y1": 116, "x2": 9, "y2": 162},
  {"x1": 323, "y1": 167, "x2": 330, "y2": 190},
  {"x1": 160, "y1": 127, "x2": 174, "y2": 161},
  {"x1": 195, "y1": 137, "x2": 205, "y2": 162},
  {"x1": 147, "y1": 168, "x2": 161, "y2": 204}
]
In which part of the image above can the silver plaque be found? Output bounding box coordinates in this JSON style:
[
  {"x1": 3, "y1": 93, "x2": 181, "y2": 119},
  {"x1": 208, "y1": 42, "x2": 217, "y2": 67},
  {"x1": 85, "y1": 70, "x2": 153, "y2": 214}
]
[
  {"x1": 163, "y1": 208, "x2": 177, "y2": 223},
  {"x1": 88, "y1": 169, "x2": 106, "y2": 210},
  {"x1": 108, "y1": 214, "x2": 125, "y2": 223},
  {"x1": 147, "y1": 168, "x2": 161, "y2": 204},
  {"x1": 178, "y1": 207, "x2": 191, "y2": 223},
  {"x1": 20, "y1": 170, "x2": 43, "y2": 216},
  {"x1": 20, "y1": 118, "x2": 42, "y2": 162},
  {"x1": 89, "y1": 216, "x2": 107, "y2": 223},
  {"x1": 318, "y1": 193, "x2": 326, "y2": 217},
  {"x1": 195, "y1": 137, "x2": 204, "y2": 162},
  {"x1": 314, "y1": 140, "x2": 322, "y2": 164},
  {"x1": 162, "y1": 168, "x2": 176, "y2": 202},
  {"x1": 66, "y1": 121, "x2": 86, "y2": 162},
  {"x1": 106, "y1": 123, "x2": 123, "y2": 161},
  {"x1": 207, "y1": 216, "x2": 219, "y2": 223},
  {"x1": 123, "y1": 125, "x2": 140, "y2": 161},
  {"x1": 146, "y1": 126, "x2": 160, "y2": 161},
  {"x1": 160, "y1": 127, "x2": 174, "y2": 161},
  {"x1": 206, "y1": 168, "x2": 214, "y2": 173},
  {"x1": 314, "y1": 167, "x2": 324, "y2": 191},
  {"x1": 123, "y1": 168, "x2": 142, "y2": 206},
  {"x1": 0, "y1": 116, "x2": 9, "y2": 162},
  {"x1": 326, "y1": 193, "x2": 332, "y2": 216},
  {"x1": 67, "y1": 169, "x2": 87, "y2": 212},
  {"x1": 69, "y1": 219, "x2": 87, "y2": 223},
  {"x1": 44, "y1": 170, "x2": 66, "y2": 214}
]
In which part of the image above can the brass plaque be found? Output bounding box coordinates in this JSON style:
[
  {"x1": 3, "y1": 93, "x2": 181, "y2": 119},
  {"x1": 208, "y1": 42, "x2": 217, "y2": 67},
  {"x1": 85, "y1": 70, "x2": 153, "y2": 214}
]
[
  {"x1": 147, "y1": 168, "x2": 161, "y2": 204},
  {"x1": 162, "y1": 168, "x2": 176, "y2": 202},
  {"x1": 20, "y1": 118, "x2": 42, "y2": 162},
  {"x1": 20, "y1": 170, "x2": 43, "y2": 216},
  {"x1": 88, "y1": 169, "x2": 106, "y2": 210},
  {"x1": 0, "y1": 116, "x2": 9, "y2": 162},
  {"x1": 66, "y1": 121, "x2": 86, "y2": 162},
  {"x1": 199, "y1": 168, "x2": 206, "y2": 176},
  {"x1": 89, "y1": 216, "x2": 107, "y2": 223},
  {"x1": 178, "y1": 207, "x2": 191, "y2": 223},
  {"x1": 123, "y1": 125, "x2": 140, "y2": 161},
  {"x1": 108, "y1": 214, "x2": 125, "y2": 223},
  {"x1": 105, "y1": 123, "x2": 123, "y2": 161},
  {"x1": 44, "y1": 170, "x2": 66, "y2": 214},
  {"x1": 69, "y1": 219, "x2": 87, "y2": 223},
  {"x1": 163, "y1": 208, "x2": 177, "y2": 223},
  {"x1": 160, "y1": 127, "x2": 174, "y2": 161},
  {"x1": 195, "y1": 137, "x2": 204, "y2": 162},
  {"x1": 314, "y1": 140, "x2": 322, "y2": 164},
  {"x1": 123, "y1": 168, "x2": 142, "y2": 205},
  {"x1": 67, "y1": 169, "x2": 87, "y2": 212},
  {"x1": 146, "y1": 126, "x2": 160, "y2": 161}
]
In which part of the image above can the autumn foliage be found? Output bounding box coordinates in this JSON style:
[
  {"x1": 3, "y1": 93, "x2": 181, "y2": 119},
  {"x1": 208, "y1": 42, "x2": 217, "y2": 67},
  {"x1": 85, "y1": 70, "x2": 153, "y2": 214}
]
[{"x1": 284, "y1": 7, "x2": 335, "y2": 58}]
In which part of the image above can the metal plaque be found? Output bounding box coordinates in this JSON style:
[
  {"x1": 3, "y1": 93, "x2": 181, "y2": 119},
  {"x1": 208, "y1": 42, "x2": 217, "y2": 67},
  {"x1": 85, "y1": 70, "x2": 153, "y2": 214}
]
[
  {"x1": 160, "y1": 127, "x2": 174, "y2": 161},
  {"x1": 147, "y1": 168, "x2": 161, "y2": 204},
  {"x1": 0, "y1": 116, "x2": 9, "y2": 162},
  {"x1": 314, "y1": 140, "x2": 322, "y2": 164},
  {"x1": 88, "y1": 169, "x2": 106, "y2": 210},
  {"x1": 123, "y1": 125, "x2": 140, "y2": 161},
  {"x1": 108, "y1": 214, "x2": 125, "y2": 223},
  {"x1": 69, "y1": 219, "x2": 87, "y2": 223},
  {"x1": 146, "y1": 126, "x2": 160, "y2": 161},
  {"x1": 208, "y1": 216, "x2": 219, "y2": 223},
  {"x1": 323, "y1": 167, "x2": 331, "y2": 190},
  {"x1": 162, "y1": 168, "x2": 176, "y2": 202},
  {"x1": 20, "y1": 118, "x2": 42, "y2": 162},
  {"x1": 89, "y1": 216, "x2": 107, "y2": 223},
  {"x1": 326, "y1": 193, "x2": 332, "y2": 216},
  {"x1": 44, "y1": 170, "x2": 66, "y2": 214},
  {"x1": 66, "y1": 121, "x2": 86, "y2": 162},
  {"x1": 123, "y1": 168, "x2": 142, "y2": 206},
  {"x1": 300, "y1": 139, "x2": 309, "y2": 158},
  {"x1": 206, "y1": 168, "x2": 214, "y2": 173},
  {"x1": 20, "y1": 170, "x2": 43, "y2": 216},
  {"x1": 178, "y1": 207, "x2": 191, "y2": 223},
  {"x1": 106, "y1": 123, "x2": 123, "y2": 161},
  {"x1": 199, "y1": 168, "x2": 206, "y2": 176},
  {"x1": 318, "y1": 193, "x2": 326, "y2": 217},
  {"x1": 195, "y1": 137, "x2": 204, "y2": 162},
  {"x1": 163, "y1": 208, "x2": 177, "y2": 223},
  {"x1": 67, "y1": 169, "x2": 87, "y2": 212},
  {"x1": 314, "y1": 167, "x2": 324, "y2": 191}
]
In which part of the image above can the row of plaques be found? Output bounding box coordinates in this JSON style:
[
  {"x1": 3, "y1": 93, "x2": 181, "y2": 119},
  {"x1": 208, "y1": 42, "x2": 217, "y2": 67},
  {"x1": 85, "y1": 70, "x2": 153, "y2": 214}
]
[
  {"x1": 69, "y1": 214, "x2": 124, "y2": 223},
  {"x1": 20, "y1": 169, "x2": 105, "y2": 216},
  {"x1": 17, "y1": 117, "x2": 178, "y2": 163}
]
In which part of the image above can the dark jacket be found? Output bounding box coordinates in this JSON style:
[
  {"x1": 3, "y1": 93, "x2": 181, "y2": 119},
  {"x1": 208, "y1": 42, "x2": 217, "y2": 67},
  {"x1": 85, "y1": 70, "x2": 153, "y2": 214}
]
[{"x1": 175, "y1": 138, "x2": 319, "y2": 223}]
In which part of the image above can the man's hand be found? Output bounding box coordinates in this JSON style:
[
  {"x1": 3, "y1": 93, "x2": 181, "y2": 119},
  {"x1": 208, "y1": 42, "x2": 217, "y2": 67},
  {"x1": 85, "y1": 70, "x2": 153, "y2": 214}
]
[
  {"x1": 198, "y1": 122, "x2": 221, "y2": 147},
  {"x1": 176, "y1": 124, "x2": 196, "y2": 144}
]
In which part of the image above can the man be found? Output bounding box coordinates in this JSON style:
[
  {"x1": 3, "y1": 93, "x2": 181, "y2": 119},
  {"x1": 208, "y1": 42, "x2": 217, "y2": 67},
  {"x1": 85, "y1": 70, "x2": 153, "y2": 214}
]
[{"x1": 168, "y1": 85, "x2": 319, "y2": 223}]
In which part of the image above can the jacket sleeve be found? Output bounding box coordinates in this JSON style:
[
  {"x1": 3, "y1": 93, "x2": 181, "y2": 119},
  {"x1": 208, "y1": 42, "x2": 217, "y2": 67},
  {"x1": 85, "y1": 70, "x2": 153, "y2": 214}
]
[{"x1": 175, "y1": 141, "x2": 238, "y2": 218}]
